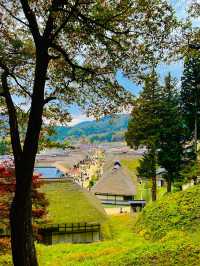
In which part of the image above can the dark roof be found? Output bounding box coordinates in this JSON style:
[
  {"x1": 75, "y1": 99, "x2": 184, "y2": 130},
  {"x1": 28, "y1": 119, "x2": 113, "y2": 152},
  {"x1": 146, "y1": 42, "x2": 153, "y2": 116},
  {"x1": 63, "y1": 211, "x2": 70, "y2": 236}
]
[{"x1": 92, "y1": 164, "x2": 136, "y2": 196}]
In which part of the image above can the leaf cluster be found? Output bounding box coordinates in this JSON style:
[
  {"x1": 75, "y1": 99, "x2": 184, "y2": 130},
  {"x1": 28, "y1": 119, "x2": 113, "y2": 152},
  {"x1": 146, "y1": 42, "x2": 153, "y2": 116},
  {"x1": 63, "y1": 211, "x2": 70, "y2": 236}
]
[{"x1": 0, "y1": 160, "x2": 48, "y2": 228}]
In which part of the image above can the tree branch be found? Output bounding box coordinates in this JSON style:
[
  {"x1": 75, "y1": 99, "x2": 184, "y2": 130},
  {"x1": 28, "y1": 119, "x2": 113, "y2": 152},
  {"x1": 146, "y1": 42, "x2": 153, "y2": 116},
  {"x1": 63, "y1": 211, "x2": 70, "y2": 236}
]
[
  {"x1": 43, "y1": 96, "x2": 57, "y2": 105},
  {"x1": 1, "y1": 71, "x2": 22, "y2": 162},
  {"x1": 51, "y1": 43, "x2": 95, "y2": 74},
  {"x1": 51, "y1": 0, "x2": 80, "y2": 41},
  {"x1": 19, "y1": 0, "x2": 41, "y2": 44},
  {"x1": 43, "y1": 0, "x2": 59, "y2": 42},
  {"x1": 10, "y1": 75, "x2": 32, "y2": 98},
  {"x1": 0, "y1": 3, "x2": 29, "y2": 27},
  {"x1": 189, "y1": 43, "x2": 200, "y2": 50},
  {"x1": 0, "y1": 60, "x2": 32, "y2": 98},
  {"x1": 77, "y1": 12, "x2": 130, "y2": 35},
  {"x1": 0, "y1": 60, "x2": 9, "y2": 73}
]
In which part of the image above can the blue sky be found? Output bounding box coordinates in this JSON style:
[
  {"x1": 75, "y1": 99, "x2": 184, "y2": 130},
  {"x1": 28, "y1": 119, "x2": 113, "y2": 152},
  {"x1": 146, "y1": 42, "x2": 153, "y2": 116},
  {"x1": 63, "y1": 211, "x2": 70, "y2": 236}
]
[
  {"x1": 68, "y1": 0, "x2": 190, "y2": 125},
  {"x1": 69, "y1": 62, "x2": 184, "y2": 125}
]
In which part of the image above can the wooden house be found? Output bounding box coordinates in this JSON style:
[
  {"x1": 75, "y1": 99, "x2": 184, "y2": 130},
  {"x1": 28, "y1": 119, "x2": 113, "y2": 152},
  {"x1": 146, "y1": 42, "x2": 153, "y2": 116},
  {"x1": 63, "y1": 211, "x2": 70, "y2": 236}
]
[
  {"x1": 38, "y1": 222, "x2": 101, "y2": 245},
  {"x1": 92, "y1": 161, "x2": 136, "y2": 204}
]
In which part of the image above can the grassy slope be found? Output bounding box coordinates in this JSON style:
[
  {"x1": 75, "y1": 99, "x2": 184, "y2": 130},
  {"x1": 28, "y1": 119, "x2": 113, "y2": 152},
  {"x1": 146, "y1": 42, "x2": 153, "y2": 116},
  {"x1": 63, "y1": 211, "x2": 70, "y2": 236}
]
[
  {"x1": 40, "y1": 181, "x2": 107, "y2": 224},
  {"x1": 1, "y1": 186, "x2": 200, "y2": 265},
  {"x1": 36, "y1": 185, "x2": 200, "y2": 266},
  {"x1": 136, "y1": 185, "x2": 200, "y2": 239},
  {"x1": 37, "y1": 215, "x2": 148, "y2": 266}
]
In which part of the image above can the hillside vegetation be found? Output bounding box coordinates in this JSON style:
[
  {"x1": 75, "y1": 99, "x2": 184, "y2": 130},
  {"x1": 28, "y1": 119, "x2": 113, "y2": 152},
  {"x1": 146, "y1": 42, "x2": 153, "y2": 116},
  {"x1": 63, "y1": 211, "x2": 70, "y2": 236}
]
[
  {"x1": 1, "y1": 185, "x2": 200, "y2": 265},
  {"x1": 136, "y1": 185, "x2": 200, "y2": 240},
  {"x1": 53, "y1": 114, "x2": 129, "y2": 142},
  {"x1": 37, "y1": 185, "x2": 200, "y2": 266}
]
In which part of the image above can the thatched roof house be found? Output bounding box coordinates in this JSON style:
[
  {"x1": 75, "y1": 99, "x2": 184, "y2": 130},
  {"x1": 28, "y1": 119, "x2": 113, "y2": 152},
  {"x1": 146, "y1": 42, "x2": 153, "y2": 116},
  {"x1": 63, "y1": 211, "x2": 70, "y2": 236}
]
[
  {"x1": 92, "y1": 161, "x2": 136, "y2": 200},
  {"x1": 39, "y1": 179, "x2": 107, "y2": 244}
]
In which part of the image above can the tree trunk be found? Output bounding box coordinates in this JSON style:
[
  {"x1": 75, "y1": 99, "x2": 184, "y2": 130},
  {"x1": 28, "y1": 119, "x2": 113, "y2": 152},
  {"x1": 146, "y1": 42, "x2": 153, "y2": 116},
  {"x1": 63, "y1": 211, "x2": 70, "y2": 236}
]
[
  {"x1": 9, "y1": 49, "x2": 49, "y2": 266},
  {"x1": 194, "y1": 99, "x2": 198, "y2": 154},
  {"x1": 10, "y1": 167, "x2": 38, "y2": 266},
  {"x1": 167, "y1": 178, "x2": 172, "y2": 192},
  {"x1": 151, "y1": 147, "x2": 157, "y2": 202},
  {"x1": 152, "y1": 175, "x2": 157, "y2": 201},
  {"x1": 193, "y1": 176, "x2": 198, "y2": 185}
]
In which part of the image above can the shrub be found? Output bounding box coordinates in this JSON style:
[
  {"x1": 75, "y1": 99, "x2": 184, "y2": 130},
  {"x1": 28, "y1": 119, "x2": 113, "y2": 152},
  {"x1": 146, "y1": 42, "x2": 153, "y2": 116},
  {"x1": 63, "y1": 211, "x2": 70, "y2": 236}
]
[{"x1": 136, "y1": 185, "x2": 200, "y2": 239}]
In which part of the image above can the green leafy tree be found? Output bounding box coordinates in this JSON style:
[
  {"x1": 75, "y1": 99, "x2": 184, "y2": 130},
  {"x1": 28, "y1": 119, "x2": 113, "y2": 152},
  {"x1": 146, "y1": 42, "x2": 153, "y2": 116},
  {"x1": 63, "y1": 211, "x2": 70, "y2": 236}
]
[
  {"x1": 137, "y1": 149, "x2": 157, "y2": 195},
  {"x1": 0, "y1": 1, "x2": 178, "y2": 265},
  {"x1": 126, "y1": 71, "x2": 162, "y2": 201},
  {"x1": 157, "y1": 74, "x2": 184, "y2": 192},
  {"x1": 180, "y1": 51, "x2": 200, "y2": 153},
  {"x1": 0, "y1": 138, "x2": 11, "y2": 155},
  {"x1": 181, "y1": 158, "x2": 200, "y2": 185},
  {"x1": 180, "y1": 51, "x2": 200, "y2": 187}
]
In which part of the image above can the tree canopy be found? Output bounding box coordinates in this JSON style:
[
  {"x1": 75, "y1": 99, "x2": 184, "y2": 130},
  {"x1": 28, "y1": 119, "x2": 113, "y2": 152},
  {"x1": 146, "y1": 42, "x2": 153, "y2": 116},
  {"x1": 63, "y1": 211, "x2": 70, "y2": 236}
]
[
  {"x1": 181, "y1": 51, "x2": 200, "y2": 150},
  {"x1": 157, "y1": 74, "x2": 184, "y2": 192},
  {"x1": 126, "y1": 71, "x2": 162, "y2": 201},
  {"x1": 126, "y1": 72, "x2": 186, "y2": 195},
  {"x1": 0, "y1": 0, "x2": 178, "y2": 120}
]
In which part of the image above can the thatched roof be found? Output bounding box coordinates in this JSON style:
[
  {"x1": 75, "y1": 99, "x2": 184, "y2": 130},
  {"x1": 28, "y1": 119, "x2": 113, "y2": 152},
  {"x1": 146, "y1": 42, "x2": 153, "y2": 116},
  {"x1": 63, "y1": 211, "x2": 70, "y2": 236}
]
[
  {"x1": 36, "y1": 151, "x2": 87, "y2": 169},
  {"x1": 41, "y1": 179, "x2": 107, "y2": 224},
  {"x1": 92, "y1": 163, "x2": 136, "y2": 196}
]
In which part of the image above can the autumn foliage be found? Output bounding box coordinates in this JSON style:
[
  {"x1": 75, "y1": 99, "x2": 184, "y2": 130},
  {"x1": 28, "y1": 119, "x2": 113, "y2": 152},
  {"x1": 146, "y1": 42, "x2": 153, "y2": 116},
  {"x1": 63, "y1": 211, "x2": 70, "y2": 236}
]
[{"x1": 0, "y1": 160, "x2": 48, "y2": 229}]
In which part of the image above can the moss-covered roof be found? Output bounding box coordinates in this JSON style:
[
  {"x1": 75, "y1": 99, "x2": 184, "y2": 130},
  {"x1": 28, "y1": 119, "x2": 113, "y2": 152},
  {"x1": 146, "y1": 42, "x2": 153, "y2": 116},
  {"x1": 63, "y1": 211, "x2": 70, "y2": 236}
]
[{"x1": 40, "y1": 179, "x2": 107, "y2": 225}]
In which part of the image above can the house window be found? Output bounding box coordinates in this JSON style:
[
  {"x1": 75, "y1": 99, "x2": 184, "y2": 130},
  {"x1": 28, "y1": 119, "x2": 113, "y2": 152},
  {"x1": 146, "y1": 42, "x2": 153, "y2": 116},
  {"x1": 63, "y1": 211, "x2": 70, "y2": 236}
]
[{"x1": 123, "y1": 196, "x2": 134, "y2": 201}]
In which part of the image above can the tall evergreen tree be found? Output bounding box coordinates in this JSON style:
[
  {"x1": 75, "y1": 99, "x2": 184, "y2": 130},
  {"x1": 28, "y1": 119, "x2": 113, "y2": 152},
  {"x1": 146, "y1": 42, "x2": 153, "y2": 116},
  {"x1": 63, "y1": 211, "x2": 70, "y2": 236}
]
[
  {"x1": 157, "y1": 74, "x2": 184, "y2": 192},
  {"x1": 137, "y1": 149, "x2": 157, "y2": 199},
  {"x1": 126, "y1": 71, "x2": 162, "y2": 201},
  {"x1": 180, "y1": 52, "x2": 200, "y2": 153}
]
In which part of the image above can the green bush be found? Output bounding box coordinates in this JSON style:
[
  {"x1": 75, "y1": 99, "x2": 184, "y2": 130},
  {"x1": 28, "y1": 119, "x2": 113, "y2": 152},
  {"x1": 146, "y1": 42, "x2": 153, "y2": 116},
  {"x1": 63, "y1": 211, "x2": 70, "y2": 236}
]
[
  {"x1": 0, "y1": 254, "x2": 12, "y2": 266},
  {"x1": 136, "y1": 185, "x2": 200, "y2": 239}
]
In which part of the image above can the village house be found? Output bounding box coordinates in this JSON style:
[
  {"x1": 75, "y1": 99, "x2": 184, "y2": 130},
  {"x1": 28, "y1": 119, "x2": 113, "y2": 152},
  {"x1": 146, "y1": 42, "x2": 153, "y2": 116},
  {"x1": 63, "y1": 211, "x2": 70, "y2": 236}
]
[{"x1": 92, "y1": 161, "x2": 136, "y2": 204}]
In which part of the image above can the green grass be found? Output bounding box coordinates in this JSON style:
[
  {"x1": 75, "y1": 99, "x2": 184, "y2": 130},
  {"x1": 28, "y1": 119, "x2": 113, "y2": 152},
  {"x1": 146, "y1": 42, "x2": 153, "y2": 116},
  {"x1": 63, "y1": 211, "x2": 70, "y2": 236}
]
[
  {"x1": 40, "y1": 180, "x2": 107, "y2": 225},
  {"x1": 35, "y1": 185, "x2": 200, "y2": 266},
  {"x1": 36, "y1": 215, "x2": 148, "y2": 266},
  {"x1": 2, "y1": 185, "x2": 200, "y2": 265},
  {"x1": 136, "y1": 185, "x2": 200, "y2": 240}
]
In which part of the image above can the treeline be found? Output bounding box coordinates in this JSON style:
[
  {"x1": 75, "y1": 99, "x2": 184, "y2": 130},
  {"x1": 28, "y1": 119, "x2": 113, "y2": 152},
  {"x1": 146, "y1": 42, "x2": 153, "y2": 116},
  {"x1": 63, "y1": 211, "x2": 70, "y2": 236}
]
[
  {"x1": 72, "y1": 130, "x2": 126, "y2": 143},
  {"x1": 54, "y1": 115, "x2": 129, "y2": 143},
  {"x1": 126, "y1": 52, "x2": 200, "y2": 201}
]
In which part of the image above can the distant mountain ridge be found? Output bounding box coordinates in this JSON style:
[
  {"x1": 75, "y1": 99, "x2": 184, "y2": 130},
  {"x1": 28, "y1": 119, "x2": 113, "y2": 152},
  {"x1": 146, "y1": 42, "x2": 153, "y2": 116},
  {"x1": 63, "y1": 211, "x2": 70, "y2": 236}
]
[{"x1": 54, "y1": 114, "x2": 129, "y2": 142}]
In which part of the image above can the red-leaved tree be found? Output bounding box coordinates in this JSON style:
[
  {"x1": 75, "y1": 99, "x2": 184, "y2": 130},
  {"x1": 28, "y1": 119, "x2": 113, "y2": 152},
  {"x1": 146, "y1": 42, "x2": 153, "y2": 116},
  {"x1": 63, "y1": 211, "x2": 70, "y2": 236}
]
[{"x1": 0, "y1": 160, "x2": 48, "y2": 230}]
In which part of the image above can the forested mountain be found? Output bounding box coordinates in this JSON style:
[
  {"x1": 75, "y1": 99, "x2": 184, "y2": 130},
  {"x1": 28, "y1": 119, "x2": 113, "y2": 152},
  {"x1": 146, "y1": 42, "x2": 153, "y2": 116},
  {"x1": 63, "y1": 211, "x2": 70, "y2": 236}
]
[{"x1": 54, "y1": 114, "x2": 129, "y2": 142}]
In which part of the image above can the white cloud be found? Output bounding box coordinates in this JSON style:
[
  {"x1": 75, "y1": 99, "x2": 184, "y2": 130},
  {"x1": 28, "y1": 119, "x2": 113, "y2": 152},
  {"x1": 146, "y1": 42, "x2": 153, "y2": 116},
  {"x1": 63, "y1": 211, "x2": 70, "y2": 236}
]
[{"x1": 68, "y1": 114, "x2": 94, "y2": 126}]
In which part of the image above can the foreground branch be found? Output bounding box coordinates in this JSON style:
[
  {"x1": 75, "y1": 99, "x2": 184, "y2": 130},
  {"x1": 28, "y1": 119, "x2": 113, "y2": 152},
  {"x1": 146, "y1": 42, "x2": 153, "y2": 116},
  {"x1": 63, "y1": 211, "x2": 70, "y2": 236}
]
[
  {"x1": 1, "y1": 71, "x2": 22, "y2": 161},
  {"x1": 19, "y1": 0, "x2": 41, "y2": 44},
  {"x1": 51, "y1": 43, "x2": 95, "y2": 74},
  {"x1": 0, "y1": 2, "x2": 29, "y2": 27}
]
